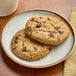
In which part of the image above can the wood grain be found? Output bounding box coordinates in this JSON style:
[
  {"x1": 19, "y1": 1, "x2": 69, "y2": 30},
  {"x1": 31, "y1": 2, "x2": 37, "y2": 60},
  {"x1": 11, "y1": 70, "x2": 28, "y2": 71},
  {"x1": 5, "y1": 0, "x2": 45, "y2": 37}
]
[{"x1": 0, "y1": 0, "x2": 76, "y2": 76}]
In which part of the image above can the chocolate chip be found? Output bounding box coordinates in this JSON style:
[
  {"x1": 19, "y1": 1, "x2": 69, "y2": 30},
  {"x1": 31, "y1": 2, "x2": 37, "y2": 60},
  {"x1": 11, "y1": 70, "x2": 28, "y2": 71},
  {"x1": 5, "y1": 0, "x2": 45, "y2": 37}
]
[
  {"x1": 15, "y1": 40, "x2": 18, "y2": 43},
  {"x1": 54, "y1": 26, "x2": 63, "y2": 34},
  {"x1": 36, "y1": 22, "x2": 42, "y2": 28},
  {"x1": 15, "y1": 36, "x2": 19, "y2": 40},
  {"x1": 22, "y1": 47, "x2": 27, "y2": 52},
  {"x1": 59, "y1": 31, "x2": 63, "y2": 34},
  {"x1": 41, "y1": 45, "x2": 44, "y2": 47},
  {"x1": 47, "y1": 17, "x2": 50, "y2": 20},
  {"x1": 26, "y1": 27, "x2": 32, "y2": 32},
  {"x1": 15, "y1": 37, "x2": 19, "y2": 43},
  {"x1": 39, "y1": 17, "x2": 42, "y2": 19},
  {"x1": 52, "y1": 31, "x2": 57, "y2": 33},
  {"x1": 31, "y1": 18, "x2": 35, "y2": 21},
  {"x1": 49, "y1": 33, "x2": 54, "y2": 38},
  {"x1": 34, "y1": 47, "x2": 37, "y2": 50},
  {"x1": 18, "y1": 35, "x2": 21, "y2": 36},
  {"x1": 12, "y1": 47, "x2": 16, "y2": 50},
  {"x1": 36, "y1": 20, "x2": 39, "y2": 23},
  {"x1": 36, "y1": 41, "x2": 39, "y2": 43},
  {"x1": 55, "y1": 26, "x2": 60, "y2": 30}
]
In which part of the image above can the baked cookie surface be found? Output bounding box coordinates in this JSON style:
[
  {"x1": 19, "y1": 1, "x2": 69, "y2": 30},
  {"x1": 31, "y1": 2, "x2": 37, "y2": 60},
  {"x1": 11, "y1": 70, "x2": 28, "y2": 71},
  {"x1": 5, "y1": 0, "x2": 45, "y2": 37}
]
[
  {"x1": 25, "y1": 16, "x2": 70, "y2": 45},
  {"x1": 11, "y1": 29, "x2": 51, "y2": 61}
]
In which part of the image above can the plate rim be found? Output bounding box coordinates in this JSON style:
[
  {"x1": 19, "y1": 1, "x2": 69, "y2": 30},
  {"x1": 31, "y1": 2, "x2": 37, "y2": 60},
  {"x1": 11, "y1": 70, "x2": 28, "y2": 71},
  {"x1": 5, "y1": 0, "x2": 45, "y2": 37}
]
[{"x1": 1, "y1": 9, "x2": 75, "y2": 68}]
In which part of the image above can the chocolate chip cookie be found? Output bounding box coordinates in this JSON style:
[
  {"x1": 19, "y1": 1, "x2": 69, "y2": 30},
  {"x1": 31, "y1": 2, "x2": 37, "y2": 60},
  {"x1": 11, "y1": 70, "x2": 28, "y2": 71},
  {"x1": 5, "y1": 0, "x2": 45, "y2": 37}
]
[
  {"x1": 11, "y1": 29, "x2": 51, "y2": 61},
  {"x1": 25, "y1": 16, "x2": 70, "y2": 45}
]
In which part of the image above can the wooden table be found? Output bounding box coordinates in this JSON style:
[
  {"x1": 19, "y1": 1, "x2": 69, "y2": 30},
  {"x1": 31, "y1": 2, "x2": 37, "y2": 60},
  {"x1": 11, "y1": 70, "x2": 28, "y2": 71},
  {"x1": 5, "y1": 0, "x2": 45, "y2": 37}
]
[{"x1": 0, "y1": 0, "x2": 76, "y2": 76}]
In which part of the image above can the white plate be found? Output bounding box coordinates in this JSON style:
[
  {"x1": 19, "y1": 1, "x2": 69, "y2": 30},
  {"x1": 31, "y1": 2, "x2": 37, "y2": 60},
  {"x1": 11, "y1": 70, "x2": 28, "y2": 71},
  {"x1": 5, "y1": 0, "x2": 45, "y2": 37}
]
[{"x1": 1, "y1": 10, "x2": 75, "y2": 68}]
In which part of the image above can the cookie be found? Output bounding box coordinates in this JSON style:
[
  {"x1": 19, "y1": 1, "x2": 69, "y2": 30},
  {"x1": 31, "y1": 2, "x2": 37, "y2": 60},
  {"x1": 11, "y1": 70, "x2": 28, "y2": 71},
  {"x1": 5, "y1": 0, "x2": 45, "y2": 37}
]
[
  {"x1": 11, "y1": 29, "x2": 51, "y2": 61},
  {"x1": 25, "y1": 16, "x2": 70, "y2": 45}
]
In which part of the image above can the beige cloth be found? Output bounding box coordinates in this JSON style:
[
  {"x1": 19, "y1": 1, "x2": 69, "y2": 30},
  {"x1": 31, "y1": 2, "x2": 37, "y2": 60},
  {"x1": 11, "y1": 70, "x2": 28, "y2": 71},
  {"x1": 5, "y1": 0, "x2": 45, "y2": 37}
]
[{"x1": 64, "y1": 6, "x2": 76, "y2": 76}]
